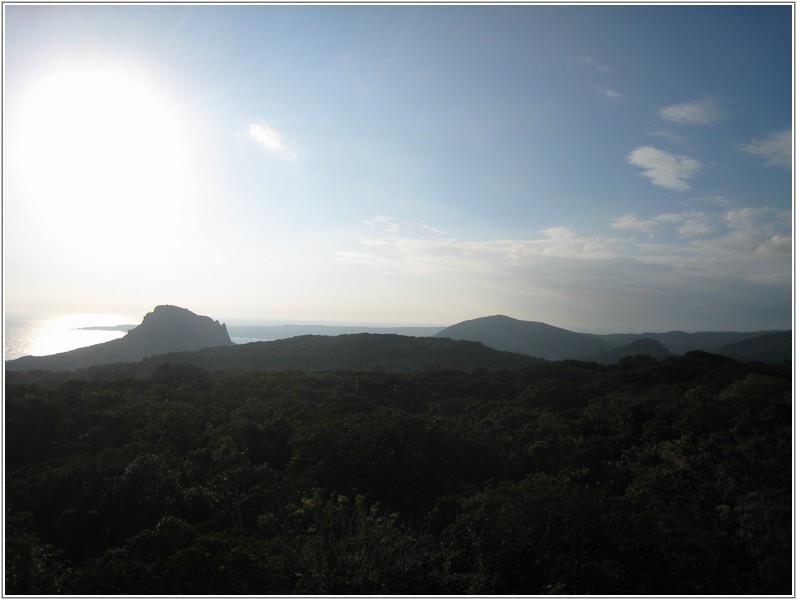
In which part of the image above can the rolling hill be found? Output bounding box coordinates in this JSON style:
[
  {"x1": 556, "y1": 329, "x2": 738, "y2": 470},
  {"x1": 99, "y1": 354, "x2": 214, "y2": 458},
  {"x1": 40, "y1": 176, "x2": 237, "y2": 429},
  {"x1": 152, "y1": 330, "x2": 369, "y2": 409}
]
[
  {"x1": 584, "y1": 338, "x2": 673, "y2": 364},
  {"x1": 594, "y1": 330, "x2": 786, "y2": 355},
  {"x1": 435, "y1": 315, "x2": 789, "y2": 363},
  {"x1": 434, "y1": 315, "x2": 614, "y2": 360},
  {"x1": 715, "y1": 331, "x2": 791, "y2": 363}
]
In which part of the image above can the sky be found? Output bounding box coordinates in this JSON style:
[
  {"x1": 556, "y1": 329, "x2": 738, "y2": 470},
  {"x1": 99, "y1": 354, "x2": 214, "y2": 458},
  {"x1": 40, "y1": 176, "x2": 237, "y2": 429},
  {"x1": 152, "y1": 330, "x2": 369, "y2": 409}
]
[{"x1": 3, "y1": 3, "x2": 793, "y2": 332}]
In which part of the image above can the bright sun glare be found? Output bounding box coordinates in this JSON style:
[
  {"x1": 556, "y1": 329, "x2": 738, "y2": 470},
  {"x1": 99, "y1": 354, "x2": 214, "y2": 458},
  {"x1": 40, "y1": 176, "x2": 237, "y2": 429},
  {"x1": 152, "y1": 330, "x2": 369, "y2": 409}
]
[{"x1": 15, "y1": 64, "x2": 194, "y2": 260}]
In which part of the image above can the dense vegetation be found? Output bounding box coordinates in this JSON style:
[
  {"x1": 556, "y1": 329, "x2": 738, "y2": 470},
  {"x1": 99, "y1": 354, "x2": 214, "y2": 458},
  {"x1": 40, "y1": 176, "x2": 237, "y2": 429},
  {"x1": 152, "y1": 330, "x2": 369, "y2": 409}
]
[{"x1": 5, "y1": 352, "x2": 792, "y2": 594}]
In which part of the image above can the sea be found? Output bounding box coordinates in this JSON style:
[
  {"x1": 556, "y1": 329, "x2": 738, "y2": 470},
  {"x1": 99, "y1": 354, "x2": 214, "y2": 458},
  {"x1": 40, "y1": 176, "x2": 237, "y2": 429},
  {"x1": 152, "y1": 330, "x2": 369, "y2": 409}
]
[{"x1": 4, "y1": 313, "x2": 137, "y2": 361}]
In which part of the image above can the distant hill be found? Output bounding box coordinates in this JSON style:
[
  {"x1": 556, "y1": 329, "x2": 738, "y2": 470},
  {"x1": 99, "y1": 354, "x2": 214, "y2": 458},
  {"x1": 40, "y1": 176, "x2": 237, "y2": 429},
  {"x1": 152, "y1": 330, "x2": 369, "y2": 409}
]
[
  {"x1": 435, "y1": 315, "x2": 614, "y2": 361},
  {"x1": 595, "y1": 330, "x2": 786, "y2": 355},
  {"x1": 5, "y1": 333, "x2": 544, "y2": 382},
  {"x1": 585, "y1": 338, "x2": 673, "y2": 364},
  {"x1": 228, "y1": 324, "x2": 444, "y2": 342},
  {"x1": 715, "y1": 331, "x2": 792, "y2": 363},
  {"x1": 436, "y1": 315, "x2": 789, "y2": 363},
  {"x1": 6, "y1": 305, "x2": 233, "y2": 372}
]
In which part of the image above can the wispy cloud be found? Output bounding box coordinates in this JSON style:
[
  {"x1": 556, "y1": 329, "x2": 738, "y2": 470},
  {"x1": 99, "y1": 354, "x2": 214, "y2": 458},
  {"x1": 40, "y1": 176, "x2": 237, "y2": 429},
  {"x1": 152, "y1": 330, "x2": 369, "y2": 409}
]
[
  {"x1": 676, "y1": 214, "x2": 714, "y2": 237},
  {"x1": 595, "y1": 85, "x2": 622, "y2": 99},
  {"x1": 658, "y1": 95, "x2": 726, "y2": 125},
  {"x1": 363, "y1": 215, "x2": 402, "y2": 233},
  {"x1": 626, "y1": 146, "x2": 702, "y2": 191},
  {"x1": 335, "y1": 209, "x2": 790, "y2": 330},
  {"x1": 352, "y1": 209, "x2": 789, "y2": 282},
  {"x1": 345, "y1": 218, "x2": 623, "y2": 279},
  {"x1": 610, "y1": 214, "x2": 659, "y2": 233},
  {"x1": 738, "y1": 129, "x2": 792, "y2": 168},
  {"x1": 247, "y1": 122, "x2": 298, "y2": 160},
  {"x1": 611, "y1": 211, "x2": 714, "y2": 237},
  {"x1": 628, "y1": 207, "x2": 791, "y2": 282}
]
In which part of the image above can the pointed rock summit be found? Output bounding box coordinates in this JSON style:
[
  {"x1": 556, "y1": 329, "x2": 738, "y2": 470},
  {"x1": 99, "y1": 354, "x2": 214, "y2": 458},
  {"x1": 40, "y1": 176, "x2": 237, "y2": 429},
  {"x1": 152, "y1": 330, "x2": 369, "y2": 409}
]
[
  {"x1": 6, "y1": 305, "x2": 233, "y2": 372},
  {"x1": 123, "y1": 305, "x2": 233, "y2": 356}
]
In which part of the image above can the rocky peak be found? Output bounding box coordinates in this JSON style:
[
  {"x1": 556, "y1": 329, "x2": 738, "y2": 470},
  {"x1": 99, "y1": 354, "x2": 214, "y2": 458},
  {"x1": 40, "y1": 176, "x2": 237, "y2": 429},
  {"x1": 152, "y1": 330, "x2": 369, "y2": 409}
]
[{"x1": 124, "y1": 305, "x2": 233, "y2": 354}]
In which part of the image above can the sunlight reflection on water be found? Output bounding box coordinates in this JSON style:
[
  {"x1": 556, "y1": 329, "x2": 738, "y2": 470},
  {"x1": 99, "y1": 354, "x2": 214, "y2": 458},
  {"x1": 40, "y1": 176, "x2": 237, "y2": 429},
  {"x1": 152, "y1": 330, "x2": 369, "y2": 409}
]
[{"x1": 4, "y1": 313, "x2": 135, "y2": 361}]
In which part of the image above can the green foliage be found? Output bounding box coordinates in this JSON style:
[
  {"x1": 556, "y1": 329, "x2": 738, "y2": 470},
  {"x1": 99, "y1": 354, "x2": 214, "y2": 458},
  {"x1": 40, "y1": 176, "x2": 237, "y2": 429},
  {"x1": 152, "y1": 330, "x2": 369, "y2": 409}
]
[{"x1": 5, "y1": 356, "x2": 791, "y2": 594}]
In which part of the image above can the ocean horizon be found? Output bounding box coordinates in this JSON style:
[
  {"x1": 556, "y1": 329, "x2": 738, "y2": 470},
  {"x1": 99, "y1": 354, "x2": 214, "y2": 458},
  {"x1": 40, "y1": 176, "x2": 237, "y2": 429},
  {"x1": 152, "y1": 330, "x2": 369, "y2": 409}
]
[{"x1": 4, "y1": 314, "x2": 137, "y2": 361}]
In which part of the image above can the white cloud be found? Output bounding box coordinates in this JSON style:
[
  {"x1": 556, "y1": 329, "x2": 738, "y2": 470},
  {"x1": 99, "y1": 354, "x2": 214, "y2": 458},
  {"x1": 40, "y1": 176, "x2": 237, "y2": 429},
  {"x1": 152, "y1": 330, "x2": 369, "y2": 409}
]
[
  {"x1": 349, "y1": 208, "x2": 788, "y2": 286},
  {"x1": 330, "y1": 210, "x2": 790, "y2": 331},
  {"x1": 342, "y1": 221, "x2": 622, "y2": 280},
  {"x1": 722, "y1": 207, "x2": 773, "y2": 233},
  {"x1": 755, "y1": 234, "x2": 791, "y2": 257},
  {"x1": 611, "y1": 211, "x2": 713, "y2": 238},
  {"x1": 676, "y1": 215, "x2": 713, "y2": 238},
  {"x1": 611, "y1": 214, "x2": 659, "y2": 233},
  {"x1": 420, "y1": 223, "x2": 448, "y2": 236},
  {"x1": 247, "y1": 122, "x2": 297, "y2": 159},
  {"x1": 738, "y1": 129, "x2": 792, "y2": 168},
  {"x1": 684, "y1": 207, "x2": 792, "y2": 284},
  {"x1": 627, "y1": 146, "x2": 702, "y2": 191},
  {"x1": 363, "y1": 215, "x2": 401, "y2": 232},
  {"x1": 596, "y1": 86, "x2": 622, "y2": 99},
  {"x1": 658, "y1": 96, "x2": 726, "y2": 125},
  {"x1": 248, "y1": 123, "x2": 283, "y2": 151}
]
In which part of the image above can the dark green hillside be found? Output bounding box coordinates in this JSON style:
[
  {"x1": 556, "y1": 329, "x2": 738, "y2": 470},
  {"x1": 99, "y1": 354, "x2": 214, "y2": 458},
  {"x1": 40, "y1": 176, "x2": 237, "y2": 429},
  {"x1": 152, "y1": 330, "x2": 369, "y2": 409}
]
[
  {"x1": 5, "y1": 334, "x2": 543, "y2": 385},
  {"x1": 154, "y1": 333, "x2": 543, "y2": 372},
  {"x1": 585, "y1": 337, "x2": 673, "y2": 364},
  {"x1": 596, "y1": 329, "x2": 787, "y2": 356},
  {"x1": 5, "y1": 354, "x2": 790, "y2": 595},
  {"x1": 716, "y1": 331, "x2": 791, "y2": 363}
]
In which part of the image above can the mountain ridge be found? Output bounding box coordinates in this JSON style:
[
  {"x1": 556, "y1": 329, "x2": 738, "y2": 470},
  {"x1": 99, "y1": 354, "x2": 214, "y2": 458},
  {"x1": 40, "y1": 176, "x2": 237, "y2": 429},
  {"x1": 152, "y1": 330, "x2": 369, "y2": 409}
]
[
  {"x1": 5, "y1": 307, "x2": 790, "y2": 373},
  {"x1": 435, "y1": 315, "x2": 788, "y2": 363}
]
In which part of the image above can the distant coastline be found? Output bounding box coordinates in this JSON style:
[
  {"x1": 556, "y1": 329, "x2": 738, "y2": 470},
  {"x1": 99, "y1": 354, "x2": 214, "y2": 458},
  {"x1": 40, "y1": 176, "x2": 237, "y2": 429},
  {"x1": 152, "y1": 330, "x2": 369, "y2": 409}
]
[{"x1": 77, "y1": 324, "x2": 136, "y2": 332}]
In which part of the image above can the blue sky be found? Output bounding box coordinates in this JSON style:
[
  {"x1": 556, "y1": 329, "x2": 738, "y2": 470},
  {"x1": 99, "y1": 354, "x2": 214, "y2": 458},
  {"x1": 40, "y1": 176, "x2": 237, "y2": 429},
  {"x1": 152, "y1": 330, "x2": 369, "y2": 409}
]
[{"x1": 3, "y1": 4, "x2": 792, "y2": 331}]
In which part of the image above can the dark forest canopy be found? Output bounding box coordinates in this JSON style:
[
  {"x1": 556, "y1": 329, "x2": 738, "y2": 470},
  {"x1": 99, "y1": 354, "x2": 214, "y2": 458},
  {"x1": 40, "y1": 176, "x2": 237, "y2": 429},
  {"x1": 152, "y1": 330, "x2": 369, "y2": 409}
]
[{"x1": 5, "y1": 353, "x2": 791, "y2": 595}]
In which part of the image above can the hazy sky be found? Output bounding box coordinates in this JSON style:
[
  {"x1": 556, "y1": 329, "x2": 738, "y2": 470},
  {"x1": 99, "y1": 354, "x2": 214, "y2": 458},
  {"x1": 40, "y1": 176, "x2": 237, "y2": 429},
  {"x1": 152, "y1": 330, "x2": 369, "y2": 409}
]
[{"x1": 3, "y1": 4, "x2": 793, "y2": 331}]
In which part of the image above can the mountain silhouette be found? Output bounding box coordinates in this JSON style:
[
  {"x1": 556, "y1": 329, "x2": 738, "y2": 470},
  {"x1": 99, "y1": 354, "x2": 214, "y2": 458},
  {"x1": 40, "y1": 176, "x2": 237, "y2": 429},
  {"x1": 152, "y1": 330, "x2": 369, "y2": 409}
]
[
  {"x1": 595, "y1": 329, "x2": 785, "y2": 355},
  {"x1": 6, "y1": 305, "x2": 233, "y2": 372},
  {"x1": 6, "y1": 308, "x2": 789, "y2": 374},
  {"x1": 585, "y1": 337, "x2": 673, "y2": 364},
  {"x1": 435, "y1": 315, "x2": 613, "y2": 360},
  {"x1": 716, "y1": 331, "x2": 791, "y2": 363},
  {"x1": 435, "y1": 315, "x2": 788, "y2": 363}
]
